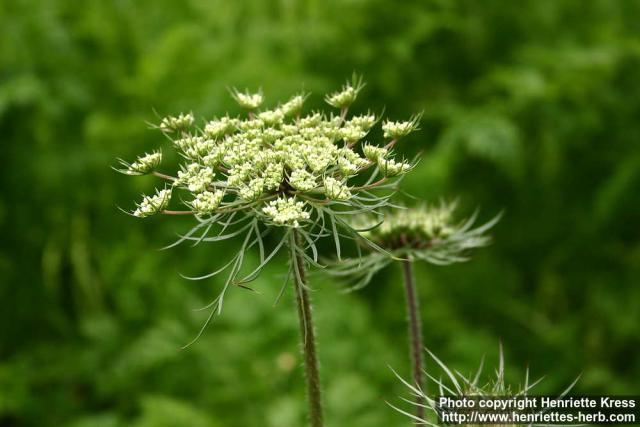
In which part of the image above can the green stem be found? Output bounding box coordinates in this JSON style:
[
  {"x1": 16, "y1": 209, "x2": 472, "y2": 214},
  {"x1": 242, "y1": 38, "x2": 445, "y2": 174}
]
[
  {"x1": 401, "y1": 259, "x2": 425, "y2": 420},
  {"x1": 290, "y1": 230, "x2": 324, "y2": 427}
]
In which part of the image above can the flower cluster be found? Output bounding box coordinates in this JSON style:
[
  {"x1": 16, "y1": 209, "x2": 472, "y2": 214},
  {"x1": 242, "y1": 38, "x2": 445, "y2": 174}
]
[
  {"x1": 189, "y1": 190, "x2": 224, "y2": 215},
  {"x1": 118, "y1": 77, "x2": 418, "y2": 230},
  {"x1": 160, "y1": 113, "x2": 194, "y2": 133},
  {"x1": 323, "y1": 176, "x2": 351, "y2": 200},
  {"x1": 325, "y1": 75, "x2": 365, "y2": 109},
  {"x1": 326, "y1": 203, "x2": 498, "y2": 289},
  {"x1": 378, "y1": 158, "x2": 412, "y2": 177},
  {"x1": 176, "y1": 164, "x2": 215, "y2": 193},
  {"x1": 133, "y1": 188, "x2": 172, "y2": 218},
  {"x1": 357, "y1": 203, "x2": 481, "y2": 249},
  {"x1": 262, "y1": 196, "x2": 310, "y2": 227},
  {"x1": 382, "y1": 115, "x2": 421, "y2": 139},
  {"x1": 117, "y1": 150, "x2": 162, "y2": 175},
  {"x1": 231, "y1": 90, "x2": 263, "y2": 109}
]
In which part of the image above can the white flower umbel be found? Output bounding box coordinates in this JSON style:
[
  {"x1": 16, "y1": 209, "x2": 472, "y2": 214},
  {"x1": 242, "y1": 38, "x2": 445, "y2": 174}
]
[
  {"x1": 337, "y1": 147, "x2": 369, "y2": 176},
  {"x1": 348, "y1": 113, "x2": 376, "y2": 131},
  {"x1": 258, "y1": 109, "x2": 284, "y2": 125},
  {"x1": 190, "y1": 190, "x2": 224, "y2": 215},
  {"x1": 289, "y1": 169, "x2": 317, "y2": 191},
  {"x1": 160, "y1": 113, "x2": 194, "y2": 133},
  {"x1": 382, "y1": 115, "x2": 421, "y2": 140},
  {"x1": 117, "y1": 76, "x2": 419, "y2": 270},
  {"x1": 176, "y1": 164, "x2": 214, "y2": 193},
  {"x1": 280, "y1": 94, "x2": 306, "y2": 117},
  {"x1": 116, "y1": 77, "x2": 422, "y2": 427},
  {"x1": 325, "y1": 74, "x2": 365, "y2": 109},
  {"x1": 174, "y1": 135, "x2": 215, "y2": 159},
  {"x1": 239, "y1": 177, "x2": 265, "y2": 201},
  {"x1": 204, "y1": 116, "x2": 238, "y2": 139},
  {"x1": 339, "y1": 125, "x2": 368, "y2": 145},
  {"x1": 262, "y1": 196, "x2": 310, "y2": 227},
  {"x1": 117, "y1": 76, "x2": 417, "y2": 238},
  {"x1": 262, "y1": 162, "x2": 284, "y2": 191},
  {"x1": 323, "y1": 176, "x2": 351, "y2": 200},
  {"x1": 116, "y1": 150, "x2": 162, "y2": 175},
  {"x1": 362, "y1": 144, "x2": 388, "y2": 162},
  {"x1": 231, "y1": 89, "x2": 264, "y2": 109},
  {"x1": 377, "y1": 157, "x2": 412, "y2": 177},
  {"x1": 133, "y1": 188, "x2": 172, "y2": 218}
]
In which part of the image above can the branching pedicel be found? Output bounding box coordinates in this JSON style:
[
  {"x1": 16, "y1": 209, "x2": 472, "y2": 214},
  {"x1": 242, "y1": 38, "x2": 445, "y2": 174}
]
[{"x1": 115, "y1": 76, "x2": 420, "y2": 427}]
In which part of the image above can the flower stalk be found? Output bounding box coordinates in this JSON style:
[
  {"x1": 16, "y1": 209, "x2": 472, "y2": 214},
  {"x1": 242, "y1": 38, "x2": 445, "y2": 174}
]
[
  {"x1": 290, "y1": 230, "x2": 324, "y2": 427},
  {"x1": 401, "y1": 258, "x2": 425, "y2": 421}
]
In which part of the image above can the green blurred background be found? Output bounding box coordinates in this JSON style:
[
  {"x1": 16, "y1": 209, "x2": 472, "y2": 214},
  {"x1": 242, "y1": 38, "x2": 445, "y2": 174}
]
[{"x1": 1, "y1": 0, "x2": 639, "y2": 426}]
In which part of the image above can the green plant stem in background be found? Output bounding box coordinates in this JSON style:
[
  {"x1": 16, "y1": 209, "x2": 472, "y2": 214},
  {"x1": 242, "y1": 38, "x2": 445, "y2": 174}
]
[
  {"x1": 401, "y1": 259, "x2": 425, "y2": 421},
  {"x1": 291, "y1": 230, "x2": 324, "y2": 427}
]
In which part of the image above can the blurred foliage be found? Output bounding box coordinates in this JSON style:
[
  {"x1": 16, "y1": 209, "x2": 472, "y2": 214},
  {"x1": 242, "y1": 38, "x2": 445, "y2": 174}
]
[{"x1": 1, "y1": 0, "x2": 639, "y2": 425}]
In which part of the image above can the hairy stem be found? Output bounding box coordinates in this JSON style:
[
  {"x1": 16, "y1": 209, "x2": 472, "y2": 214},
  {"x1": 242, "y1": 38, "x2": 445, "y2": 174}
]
[
  {"x1": 401, "y1": 259, "x2": 425, "y2": 420},
  {"x1": 290, "y1": 230, "x2": 324, "y2": 427}
]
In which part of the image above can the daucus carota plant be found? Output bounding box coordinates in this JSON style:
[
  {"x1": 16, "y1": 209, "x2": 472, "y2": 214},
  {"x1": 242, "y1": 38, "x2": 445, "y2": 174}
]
[
  {"x1": 115, "y1": 75, "x2": 419, "y2": 427},
  {"x1": 327, "y1": 202, "x2": 499, "y2": 420},
  {"x1": 390, "y1": 346, "x2": 578, "y2": 426}
]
